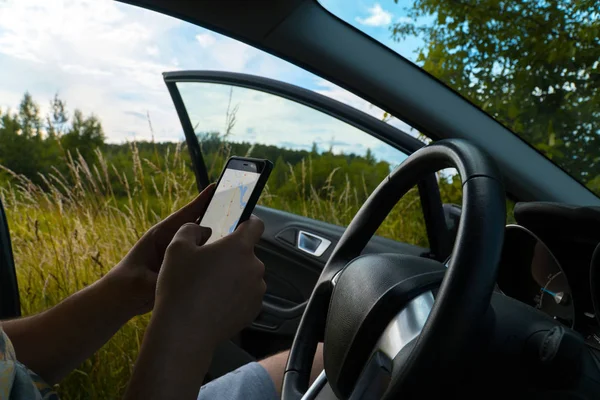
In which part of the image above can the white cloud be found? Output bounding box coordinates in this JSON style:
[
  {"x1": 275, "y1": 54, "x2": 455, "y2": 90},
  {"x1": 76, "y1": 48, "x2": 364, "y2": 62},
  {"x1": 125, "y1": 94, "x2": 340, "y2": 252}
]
[
  {"x1": 61, "y1": 64, "x2": 113, "y2": 77},
  {"x1": 175, "y1": 80, "x2": 416, "y2": 165},
  {"x1": 0, "y1": 0, "x2": 190, "y2": 142},
  {"x1": 196, "y1": 32, "x2": 216, "y2": 48},
  {"x1": 178, "y1": 82, "x2": 409, "y2": 164},
  {"x1": 355, "y1": 3, "x2": 393, "y2": 27},
  {"x1": 146, "y1": 46, "x2": 160, "y2": 56},
  {"x1": 0, "y1": 0, "x2": 416, "y2": 162}
]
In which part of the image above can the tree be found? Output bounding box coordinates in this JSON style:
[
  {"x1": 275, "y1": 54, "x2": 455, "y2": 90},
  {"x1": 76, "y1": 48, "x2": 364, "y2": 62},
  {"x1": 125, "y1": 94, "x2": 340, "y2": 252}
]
[
  {"x1": 41, "y1": 94, "x2": 70, "y2": 176},
  {"x1": 47, "y1": 94, "x2": 69, "y2": 138},
  {"x1": 0, "y1": 93, "x2": 44, "y2": 180},
  {"x1": 391, "y1": 0, "x2": 600, "y2": 195},
  {"x1": 365, "y1": 148, "x2": 376, "y2": 165},
  {"x1": 310, "y1": 142, "x2": 319, "y2": 155},
  {"x1": 0, "y1": 108, "x2": 22, "y2": 178},
  {"x1": 272, "y1": 155, "x2": 289, "y2": 189},
  {"x1": 61, "y1": 109, "x2": 105, "y2": 162},
  {"x1": 18, "y1": 92, "x2": 42, "y2": 138}
]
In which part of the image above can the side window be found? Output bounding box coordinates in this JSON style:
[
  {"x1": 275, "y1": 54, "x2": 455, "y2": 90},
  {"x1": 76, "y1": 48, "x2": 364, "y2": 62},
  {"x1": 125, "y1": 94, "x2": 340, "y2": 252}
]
[{"x1": 177, "y1": 82, "x2": 429, "y2": 247}]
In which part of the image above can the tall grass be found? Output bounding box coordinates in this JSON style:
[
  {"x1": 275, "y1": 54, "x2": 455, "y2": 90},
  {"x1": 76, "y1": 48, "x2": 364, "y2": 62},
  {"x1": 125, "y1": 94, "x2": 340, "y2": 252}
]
[
  {"x1": 0, "y1": 142, "x2": 428, "y2": 398},
  {"x1": 260, "y1": 158, "x2": 428, "y2": 246},
  {"x1": 2, "y1": 143, "x2": 199, "y2": 398}
]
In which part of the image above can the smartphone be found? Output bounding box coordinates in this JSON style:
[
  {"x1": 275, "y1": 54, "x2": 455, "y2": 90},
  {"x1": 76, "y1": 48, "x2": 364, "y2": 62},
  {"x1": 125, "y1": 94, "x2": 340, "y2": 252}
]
[{"x1": 199, "y1": 157, "x2": 273, "y2": 245}]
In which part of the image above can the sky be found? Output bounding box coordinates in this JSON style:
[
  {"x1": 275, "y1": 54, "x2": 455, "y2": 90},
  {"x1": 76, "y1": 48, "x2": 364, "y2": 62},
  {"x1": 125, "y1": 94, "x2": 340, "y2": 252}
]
[{"x1": 0, "y1": 0, "x2": 423, "y2": 164}]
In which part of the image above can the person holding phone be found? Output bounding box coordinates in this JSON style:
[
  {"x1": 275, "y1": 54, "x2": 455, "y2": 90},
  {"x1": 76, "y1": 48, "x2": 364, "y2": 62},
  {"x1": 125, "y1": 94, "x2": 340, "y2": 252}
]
[{"x1": 0, "y1": 158, "x2": 323, "y2": 400}]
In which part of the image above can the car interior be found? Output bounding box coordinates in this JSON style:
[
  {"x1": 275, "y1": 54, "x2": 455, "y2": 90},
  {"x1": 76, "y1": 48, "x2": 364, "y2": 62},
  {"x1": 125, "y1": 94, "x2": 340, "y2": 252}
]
[{"x1": 1, "y1": 0, "x2": 600, "y2": 399}]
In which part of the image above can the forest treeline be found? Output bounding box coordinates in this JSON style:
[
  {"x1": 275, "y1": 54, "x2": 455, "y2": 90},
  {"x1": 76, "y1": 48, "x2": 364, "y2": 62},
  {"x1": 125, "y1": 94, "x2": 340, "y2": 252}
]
[{"x1": 0, "y1": 93, "x2": 457, "y2": 207}]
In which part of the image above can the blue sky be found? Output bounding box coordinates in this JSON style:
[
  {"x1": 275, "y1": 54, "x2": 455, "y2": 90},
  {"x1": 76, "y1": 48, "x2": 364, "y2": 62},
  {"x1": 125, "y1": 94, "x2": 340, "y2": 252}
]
[
  {"x1": 321, "y1": 0, "x2": 423, "y2": 59},
  {"x1": 0, "y1": 0, "x2": 424, "y2": 164}
]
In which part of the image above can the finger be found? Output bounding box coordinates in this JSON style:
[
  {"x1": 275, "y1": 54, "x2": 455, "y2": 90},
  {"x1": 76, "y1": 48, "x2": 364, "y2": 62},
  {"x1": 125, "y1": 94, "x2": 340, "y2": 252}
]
[
  {"x1": 197, "y1": 226, "x2": 213, "y2": 246},
  {"x1": 250, "y1": 280, "x2": 267, "y2": 321},
  {"x1": 234, "y1": 216, "x2": 264, "y2": 246},
  {"x1": 254, "y1": 259, "x2": 266, "y2": 279},
  {"x1": 160, "y1": 183, "x2": 216, "y2": 233},
  {"x1": 260, "y1": 279, "x2": 267, "y2": 297},
  {"x1": 171, "y1": 223, "x2": 212, "y2": 247}
]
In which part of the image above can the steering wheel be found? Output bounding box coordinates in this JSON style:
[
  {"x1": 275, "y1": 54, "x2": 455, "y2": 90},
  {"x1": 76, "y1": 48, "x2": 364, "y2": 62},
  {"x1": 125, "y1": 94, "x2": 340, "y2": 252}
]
[{"x1": 281, "y1": 139, "x2": 506, "y2": 400}]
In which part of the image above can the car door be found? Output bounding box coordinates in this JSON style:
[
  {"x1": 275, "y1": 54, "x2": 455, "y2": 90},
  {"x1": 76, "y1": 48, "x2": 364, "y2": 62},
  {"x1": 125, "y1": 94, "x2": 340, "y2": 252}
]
[
  {"x1": 0, "y1": 199, "x2": 20, "y2": 319},
  {"x1": 163, "y1": 70, "x2": 451, "y2": 373}
]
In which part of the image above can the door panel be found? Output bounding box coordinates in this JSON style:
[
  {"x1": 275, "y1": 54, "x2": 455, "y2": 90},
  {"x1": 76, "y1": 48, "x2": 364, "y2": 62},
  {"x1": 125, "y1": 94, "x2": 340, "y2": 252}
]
[
  {"x1": 243, "y1": 206, "x2": 427, "y2": 357},
  {"x1": 256, "y1": 205, "x2": 427, "y2": 269}
]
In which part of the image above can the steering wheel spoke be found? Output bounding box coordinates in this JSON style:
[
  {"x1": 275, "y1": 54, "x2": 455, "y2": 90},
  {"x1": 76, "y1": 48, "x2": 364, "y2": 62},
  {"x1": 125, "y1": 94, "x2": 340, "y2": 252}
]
[
  {"x1": 301, "y1": 290, "x2": 436, "y2": 400},
  {"x1": 374, "y1": 291, "x2": 434, "y2": 362}
]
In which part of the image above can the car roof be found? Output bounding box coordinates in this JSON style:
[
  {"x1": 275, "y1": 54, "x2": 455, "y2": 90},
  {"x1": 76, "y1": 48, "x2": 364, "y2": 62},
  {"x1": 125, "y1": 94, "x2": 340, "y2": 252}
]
[{"x1": 118, "y1": 0, "x2": 600, "y2": 206}]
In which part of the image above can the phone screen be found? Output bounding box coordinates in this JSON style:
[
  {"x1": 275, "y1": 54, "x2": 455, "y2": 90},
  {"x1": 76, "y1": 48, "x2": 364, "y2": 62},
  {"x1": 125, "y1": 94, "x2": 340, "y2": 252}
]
[{"x1": 200, "y1": 163, "x2": 261, "y2": 244}]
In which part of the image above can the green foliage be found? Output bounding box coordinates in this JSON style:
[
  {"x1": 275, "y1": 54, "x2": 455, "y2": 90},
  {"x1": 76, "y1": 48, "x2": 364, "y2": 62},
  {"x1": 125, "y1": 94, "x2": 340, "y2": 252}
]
[
  {"x1": 0, "y1": 93, "x2": 105, "y2": 185},
  {"x1": 392, "y1": 0, "x2": 600, "y2": 196},
  {"x1": 197, "y1": 132, "x2": 395, "y2": 212},
  {"x1": 1, "y1": 141, "x2": 428, "y2": 399},
  {"x1": 3, "y1": 144, "x2": 195, "y2": 399},
  {"x1": 61, "y1": 110, "x2": 105, "y2": 163}
]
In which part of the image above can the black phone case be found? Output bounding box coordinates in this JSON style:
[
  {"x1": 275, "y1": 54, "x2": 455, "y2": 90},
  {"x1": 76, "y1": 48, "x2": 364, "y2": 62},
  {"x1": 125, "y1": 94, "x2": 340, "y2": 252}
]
[{"x1": 200, "y1": 156, "x2": 273, "y2": 230}]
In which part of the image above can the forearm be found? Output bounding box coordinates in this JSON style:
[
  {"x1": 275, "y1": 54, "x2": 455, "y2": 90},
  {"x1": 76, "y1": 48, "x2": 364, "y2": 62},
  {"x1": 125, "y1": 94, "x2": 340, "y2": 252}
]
[
  {"x1": 2, "y1": 274, "x2": 132, "y2": 384},
  {"x1": 124, "y1": 306, "x2": 215, "y2": 400}
]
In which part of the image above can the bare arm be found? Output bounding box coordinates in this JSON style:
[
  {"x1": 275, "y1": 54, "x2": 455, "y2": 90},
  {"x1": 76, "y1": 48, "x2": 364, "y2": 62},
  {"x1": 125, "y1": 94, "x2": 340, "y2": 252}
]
[
  {"x1": 125, "y1": 218, "x2": 266, "y2": 400},
  {"x1": 2, "y1": 274, "x2": 133, "y2": 384},
  {"x1": 123, "y1": 307, "x2": 216, "y2": 400},
  {"x1": 3, "y1": 185, "x2": 216, "y2": 385}
]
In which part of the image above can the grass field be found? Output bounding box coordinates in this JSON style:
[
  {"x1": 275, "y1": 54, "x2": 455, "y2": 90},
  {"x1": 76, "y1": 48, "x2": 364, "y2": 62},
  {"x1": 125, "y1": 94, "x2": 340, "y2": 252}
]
[{"x1": 1, "y1": 143, "x2": 435, "y2": 398}]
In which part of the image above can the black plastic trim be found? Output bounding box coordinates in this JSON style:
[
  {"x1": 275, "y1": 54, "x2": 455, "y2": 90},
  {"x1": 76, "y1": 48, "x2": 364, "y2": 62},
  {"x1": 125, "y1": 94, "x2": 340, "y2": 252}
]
[
  {"x1": 0, "y1": 200, "x2": 20, "y2": 318},
  {"x1": 418, "y1": 179, "x2": 451, "y2": 261},
  {"x1": 164, "y1": 80, "x2": 210, "y2": 190},
  {"x1": 262, "y1": 298, "x2": 307, "y2": 320},
  {"x1": 591, "y1": 243, "x2": 600, "y2": 326}
]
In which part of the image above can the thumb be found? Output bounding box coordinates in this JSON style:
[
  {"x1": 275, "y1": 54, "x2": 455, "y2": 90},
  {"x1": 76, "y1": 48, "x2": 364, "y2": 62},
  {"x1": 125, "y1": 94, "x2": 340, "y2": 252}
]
[
  {"x1": 158, "y1": 183, "x2": 216, "y2": 232},
  {"x1": 172, "y1": 223, "x2": 212, "y2": 247},
  {"x1": 234, "y1": 216, "x2": 264, "y2": 246},
  {"x1": 197, "y1": 226, "x2": 212, "y2": 246}
]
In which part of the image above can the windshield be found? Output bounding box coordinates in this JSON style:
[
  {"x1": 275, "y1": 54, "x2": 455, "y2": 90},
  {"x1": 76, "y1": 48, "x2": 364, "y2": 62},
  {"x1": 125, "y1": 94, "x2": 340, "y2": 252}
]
[{"x1": 319, "y1": 0, "x2": 600, "y2": 197}]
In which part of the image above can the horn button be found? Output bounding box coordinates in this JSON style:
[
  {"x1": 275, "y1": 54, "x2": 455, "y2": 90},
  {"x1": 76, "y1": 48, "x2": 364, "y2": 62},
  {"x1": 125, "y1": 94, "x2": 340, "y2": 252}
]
[{"x1": 324, "y1": 254, "x2": 445, "y2": 399}]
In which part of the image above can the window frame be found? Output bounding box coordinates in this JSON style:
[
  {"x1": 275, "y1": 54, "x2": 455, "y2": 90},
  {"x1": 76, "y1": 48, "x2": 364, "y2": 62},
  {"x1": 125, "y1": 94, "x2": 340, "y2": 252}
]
[
  {"x1": 0, "y1": 199, "x2": 20, "y2": 318},
  {"x1": 163, "y1": 70, "x2": 451, "y2": 260}
]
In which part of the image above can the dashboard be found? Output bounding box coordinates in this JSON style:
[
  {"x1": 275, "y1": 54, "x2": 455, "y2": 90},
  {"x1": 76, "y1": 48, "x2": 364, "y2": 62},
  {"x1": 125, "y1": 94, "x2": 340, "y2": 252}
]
[
  {"x1": 497, "y1": 225, "x2": 575, "y2": 326},
  {"x1": 496, "y1": 202, "x2": 600, "y2": 350}
]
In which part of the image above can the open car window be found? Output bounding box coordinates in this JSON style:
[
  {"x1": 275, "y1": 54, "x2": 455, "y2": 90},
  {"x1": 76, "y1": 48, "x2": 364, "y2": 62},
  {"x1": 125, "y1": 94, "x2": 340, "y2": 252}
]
[
  {"x1": 319, "y1": 0, "x2": 600, "y2": 198},
  {"x1": 173, "y1": 80, "x2": 432, "y2": 247}
]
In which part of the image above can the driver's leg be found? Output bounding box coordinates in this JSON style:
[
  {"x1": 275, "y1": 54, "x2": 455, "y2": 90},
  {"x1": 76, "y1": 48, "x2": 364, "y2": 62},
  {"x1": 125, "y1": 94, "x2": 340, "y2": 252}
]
[
  {"x1": 259, "y1": 343, "x2": 324, "y2": 396},
  {"x1": 197, "y1": 344, "x2": 324, "y2": 399}
]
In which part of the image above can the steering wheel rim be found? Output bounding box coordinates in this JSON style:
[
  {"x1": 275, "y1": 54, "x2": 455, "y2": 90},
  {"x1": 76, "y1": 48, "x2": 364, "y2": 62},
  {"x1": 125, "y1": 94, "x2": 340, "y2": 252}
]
[{"x1": 282, "y1": 139, "x2": 506, "y2": 400}]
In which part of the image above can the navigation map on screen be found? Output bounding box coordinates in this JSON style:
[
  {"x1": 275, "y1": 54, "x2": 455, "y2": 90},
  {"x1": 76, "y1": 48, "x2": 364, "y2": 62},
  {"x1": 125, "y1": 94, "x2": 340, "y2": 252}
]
[{"x1": 200, "y1": 168, "x2": 260, "y2": 244}]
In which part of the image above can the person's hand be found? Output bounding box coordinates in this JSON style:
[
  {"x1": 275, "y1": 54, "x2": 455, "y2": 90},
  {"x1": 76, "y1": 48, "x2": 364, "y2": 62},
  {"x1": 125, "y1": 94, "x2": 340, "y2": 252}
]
[
  {"x1": 123, "y1": 217, "x2": 265, "y2": 400},
  {"x1": 154, "y1": 216, "x2": 266, "y2": 345},
  {"x1": 103, "y1": 184, "x2": 216, "y2": 317}
]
